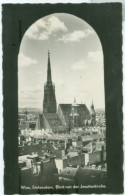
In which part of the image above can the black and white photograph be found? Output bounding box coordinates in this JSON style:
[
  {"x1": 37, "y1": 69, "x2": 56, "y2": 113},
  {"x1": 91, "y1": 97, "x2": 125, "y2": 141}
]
[
  {"x1": 18, "y1": 12, "x2": 106, "y2": 192},
  {"x1": 2, "y1": 3, "x2": 123, "y2": 194}
]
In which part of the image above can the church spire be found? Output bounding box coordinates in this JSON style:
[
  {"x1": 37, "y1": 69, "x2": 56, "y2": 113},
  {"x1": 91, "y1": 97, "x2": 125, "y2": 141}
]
[
  {"x1": 47, "y1": 50, "x2": 52, "y2": 82},
  {"x1": 43, "y1": 51, "x2": 57, "y2": 113},
  {"x1": 74, "y1": 97, "x2": 76, "y2": 103},
  {"x1": 91, "y1": 100, "x2": 94, "y2": 109}
]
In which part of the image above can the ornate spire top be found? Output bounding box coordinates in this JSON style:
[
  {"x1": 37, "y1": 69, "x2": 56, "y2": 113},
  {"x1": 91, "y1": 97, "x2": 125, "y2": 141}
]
[
  {"x1": 47, "y1": 50, "x2": 52, "y2": 82},
  {"x1": 72, "y1": 97, "x2": 79, "y2": 107},
  {"x1": 91, "y1": 101, "x2": 94, "y2": 109}
]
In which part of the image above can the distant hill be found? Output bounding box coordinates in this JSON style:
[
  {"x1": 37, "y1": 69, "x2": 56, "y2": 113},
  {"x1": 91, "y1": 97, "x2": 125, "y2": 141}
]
[
  {"x1": 19, "y1": 108, "x2": 42, "y2": 113},
  {"x1": 19, "y1": 107, "x2": 104, "y2": 113},
  {"x1": 95, "y1": 108, "x2": 105, "y2": 113}
]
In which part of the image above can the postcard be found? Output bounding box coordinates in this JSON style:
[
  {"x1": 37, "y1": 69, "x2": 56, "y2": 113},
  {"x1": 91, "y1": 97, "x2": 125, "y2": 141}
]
[{"x1": 2, "y1": 3, "x2": 123, "y2": 194}]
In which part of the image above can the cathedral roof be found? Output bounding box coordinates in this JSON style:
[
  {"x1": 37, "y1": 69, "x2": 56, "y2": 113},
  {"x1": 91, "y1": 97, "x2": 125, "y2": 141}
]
[
  {"x1": 44, "y1": 113, "x2": 60, "y2": 119},
  {"x1": 59, "y1": 104, "x2": 90, "y2": 119},
  {"x1": 59, "y1": 104, "x2": 72, "y2": 110},
  {"x1": 43, "y1": 113, "x2": 65, "y2": 131},
  {"x1": 59, "y1": 103, "x2": 88, "y2": 110}
]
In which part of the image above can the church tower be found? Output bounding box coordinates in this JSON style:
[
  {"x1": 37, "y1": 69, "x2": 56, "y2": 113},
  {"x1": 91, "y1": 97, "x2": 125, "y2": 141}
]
[
  {"x1": 70, "y1": 98, "x2": 79, "y2": 128},
  {"x1": 90, "y1": 101, "x2": 96, "y2": 126},
  {"x1": 43, "y1": 51, "x2": 57, "y2": 113}
]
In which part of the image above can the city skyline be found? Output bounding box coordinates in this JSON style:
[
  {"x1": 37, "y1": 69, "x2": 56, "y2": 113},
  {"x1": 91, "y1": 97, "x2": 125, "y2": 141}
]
[{"x1": 18, "y1": 13, "x2": 105, "y2": 109}]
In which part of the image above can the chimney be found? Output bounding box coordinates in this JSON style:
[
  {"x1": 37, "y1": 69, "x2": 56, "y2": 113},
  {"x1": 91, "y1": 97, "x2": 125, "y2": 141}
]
[
  {"x1": 77, "y1": 165, "x2": 81, "y2": 170},
  {"x1": 98, "y1": 165, "x2": 102, "y2": 170},
  {"x1": 92, "y1": 164, "x2": 96, "y2": 169}
]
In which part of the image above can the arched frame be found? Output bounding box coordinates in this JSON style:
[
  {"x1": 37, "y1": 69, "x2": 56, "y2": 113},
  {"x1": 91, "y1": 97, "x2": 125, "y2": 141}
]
[
  {"x1": 3, "y1": 3, "x2": 123, "y2": 194},
  {"x1": 18, "y1": 13, "x2": 104, "y2": 110}
]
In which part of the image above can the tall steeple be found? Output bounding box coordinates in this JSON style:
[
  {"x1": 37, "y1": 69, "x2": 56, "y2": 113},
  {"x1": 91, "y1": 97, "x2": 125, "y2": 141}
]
[
  {"x1": 90, "y1": 101, "x2": 96, "y2": 126},
  {"x1": 47, "y1": 50, "x2": 52, "y2": 82},
  {"x1": 91, "y1": 101, "x2": 94, "y2": 109},
  {"x1": 43, "y1": 51, "x2": 57, "y2": 113}
]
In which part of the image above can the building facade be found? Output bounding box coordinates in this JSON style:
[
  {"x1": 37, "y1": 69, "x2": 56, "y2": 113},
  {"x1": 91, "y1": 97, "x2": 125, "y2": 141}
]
[{"x1": 39, "y1": 52, "x2": 91, "y2": 132}]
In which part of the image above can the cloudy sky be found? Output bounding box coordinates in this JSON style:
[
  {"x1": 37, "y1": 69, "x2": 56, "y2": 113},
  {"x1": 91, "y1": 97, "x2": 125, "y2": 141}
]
[{"x1": 18, "y1": 13, "x2": 105, "y2": 110}]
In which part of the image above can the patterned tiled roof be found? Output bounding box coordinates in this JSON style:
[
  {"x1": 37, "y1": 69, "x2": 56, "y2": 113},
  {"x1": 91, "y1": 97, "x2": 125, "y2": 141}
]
[{"x1": 59, "y1": 104, "x2": 90, "y2": 126}]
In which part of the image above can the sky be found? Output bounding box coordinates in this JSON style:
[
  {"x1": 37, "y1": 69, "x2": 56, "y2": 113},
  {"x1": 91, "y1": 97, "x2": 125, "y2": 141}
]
[{"x1": 18, "y1": 13, "x2": 105, "y2": 110}]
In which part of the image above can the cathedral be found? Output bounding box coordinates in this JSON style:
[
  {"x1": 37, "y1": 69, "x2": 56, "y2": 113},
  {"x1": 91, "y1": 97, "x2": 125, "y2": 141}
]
[{"x1": 37, "y1": 51, "x2": 96, "y2": 132}]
